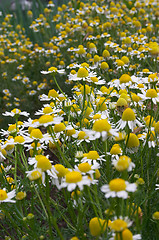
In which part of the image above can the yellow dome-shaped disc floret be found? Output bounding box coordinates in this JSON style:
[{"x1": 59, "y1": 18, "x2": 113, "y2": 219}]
[
  {"x1": 77, "y1": 68, "x2": 89, "y2": 78},
  {"x1": 54, "y1": 164, "x2": 68, "y2": 177},
  {"x1": 43, "y1": 106, "x2": 53, "y2": 114},
  {"x1": 146, "y1": 89, "x2": 157, "y2": 98},
  {"x1": 110, "y1": 144, "x2": 122, "y2": 155},
  {"x1": 125, "y1": 133, "x2": 139, "y2": 148},
  {"x1": 85, "y1": 150, "x2": 99, "y2": 160},
  {"x1": 122, "y1": 108, "x2": 135, "y2": 121},
  {"x1": 39, "y1": 115, "x2": 53, "y2": 124},
  {"x1": 89, "y1": 217, "x2": 106, "y2": 236},
  {"x1": 48, "y1": 89, "x2": 59, "y2": 98},
  {"x1": 116, "y1": 98, "x2": 128, "y2": 107},
  {"x1": 92, "y1": 119, "x2": 111, "y2": 132},
  {"x1": 30, "y1": 129, "x2": 43, "y2": 139},
  {"x1": 14, "y1": 136, "x2": 25, "y2": 144},
  {"x1": 0, "y1": 189, "x2": 8, "y2": 200},
  {"x1": 155, "y1": 122, "x2": 159, "y2": 134},
  {"x1": 28, "y1": 170, "x2": 42, "y2": 181},
  {"x1": 66, "y1": 171, "x2": 82, "y2": 183},
  {"x1": 109, "y1": 178, "x2": 126, "y2": 192},
  {"x1": 54, "y1": 123, "x2": 66, "y2": 133},
  {"x1": 78, "y1": 162, "x2": 91, "y2": 173},
  {"x1": 37, "y1": 156, "x2": 52, "y2": 171},
  {"x1": 115, "y1": 228, "x2": 133, "y2": 240},
  {"x1": 115, "y1": 156, "x2": 131, "y2": 171},
  {"x1": 119, "y1": 74, "x2": 131, "y2": 83},
  {"x1": 110, "y1": 219, "x2": 128, "y2": 232}
]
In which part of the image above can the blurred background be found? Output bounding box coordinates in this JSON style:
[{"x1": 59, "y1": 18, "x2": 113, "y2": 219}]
[{"x1": 0, "y1": 0, "x2": 65, "y2": 11}]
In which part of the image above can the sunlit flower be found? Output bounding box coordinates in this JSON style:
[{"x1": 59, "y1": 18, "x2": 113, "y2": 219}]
[
  {"x1": 3, "y1": 108, "x2": 29, "y2": 117},
  {"x1": 101, "y1": 178, "x2": 137, "y2": 199},
  {"x1": 0, "y1": 189, "x2": 16, "y2": 203},
  {"x1": 60, "y1": 170, "x2": 91, "y2": 191},
  {"x1": 117, "y1": 108, "x2": 143, "y2": 131}
]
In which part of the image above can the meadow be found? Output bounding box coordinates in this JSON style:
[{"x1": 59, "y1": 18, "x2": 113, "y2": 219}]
[{"x1": 0, "y1": 0, "x2": 159, "y2": 239}]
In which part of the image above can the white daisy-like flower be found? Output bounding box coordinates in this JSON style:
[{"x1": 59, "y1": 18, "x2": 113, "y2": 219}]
[
  {"x1": 91, "y1": 119, "x2": 119, "y2": 141},
  {"x1": 101, "y1": 178, "x2": 137, "y2": 199},
  {"x1": 74, "y1": 161, "x2": 100, "y2": 178},
  {"x1": 41, "y1": 66, "x2": 65, "y2": 75},
  {"x1": 68, "y1": 67, "x2": 95, "y2": 82},
  {"x1": 59, "y1": 170, "x2": 92, "y2": 191},
  {"x1": 79, "y1": 150, "x2": 105, "y2": 165},
  {"x1": 72, "y1": 129, "x2": 92, "y2": 145},
  {"x1": 0, "y1": 188, "x2": 16, "y2": 203},
  {"x1": 111, "y1": 155, "x2": 135, "y2": 172},
  {"x1": 116, "y1": 108, "x2": 143, "y2": 131},
  {"x1": 3, "y1": 108, "x2": 29, "y2": 117},
  {"x1": 138, "y1": 88, "x2": 159, "y2": 105},
  {"x1": 28, "y1": 155, "x2": 57, "y2": 184}
]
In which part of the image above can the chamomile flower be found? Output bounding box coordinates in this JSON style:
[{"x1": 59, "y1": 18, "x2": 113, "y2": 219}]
[
  {"x1": 91, "y1": 119, "x2": 119, "y2": 141},
  {"x1": 117, "y1": 108, "x2": 143, "y2": 131},
  {"x1": 112, "y1": 155, "x2": 135, "y2": 172},
  {"x1": 60, "y1": 170, "x2": 91, "y2": 191},
  {"x1": 111, "y1": 228, "x2": 141, "y2": 240},
  {"x1": 41, "y1": 66, "x2": 65, "y2": 75},
  {"x1": 3, "y1": 108, "x2": 29, "y2": 117},
  {"x1": 0, "y1": 189, "x2": 16, "y2": 203},
  {"x1": 138, "y1": 89, "x2": 159, "y2": 104},
  {"x1": 101, "y1": 178, "x2": 137, "y2": 199},
  {"x1": 28, "y1": 155, "x2": 57, "y2": 184},
  {"x1": 109, "y1": 217, "x2": 132, "y2": 232}
]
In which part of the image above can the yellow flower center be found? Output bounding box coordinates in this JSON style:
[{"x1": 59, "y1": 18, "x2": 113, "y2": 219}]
[
  {"x1": 155, "y1": 122, "x2": 159, "y2": 133},
  {"x1": 48, "y1": 67, "x2": 57, "y2": 72},
  {"x1": 109, "y1": 178, "x2": 126, "y2": 192},
  {"x1": 92, "y1": 119, "x2": 111, "y2": 132},
  {"x1": 30, "y1": 129, "x2": 43, "y2": 139},
  {"x1": 48, "y1": 89, "x2": 59, "y2": 98},
  {"x1": 80, "y1": 85, "x2": 91, "y2": 94},
  {"x1": 116, "y1": 98, "x2": 128, "y2": 107},
  {"x1": 122, "y1": 108, "x2": 135, "y2": 121},
  {"x1": 93, "y1": 114, "x2": 101, "y2": 120},
  {"x1": 14, "y1": 136, "x2": 25, "y2": 144},
  {"x1": 126, "y1": 133, "x2": 140, "y2": 148},
  {"x1": 115, "y1": 229, "x2": 133, "y2": 240},
  {"x1": 110, "y1": 144, "x2": 122, "y2": 155},
  {"x1": 16, "y1": 191, "x2": 26, "y2": 200},
  {"x1": 101, "y1": 62, "x2": 109, "y2": 69},
  {"x1": 28, "y1": 170, "x2": 42, "y2": 181},
  {"x1": 153, "y1": 211, "x2": 159, "y2": 220},
  {"x1": 0, "y1": 189, "x2": 8, "y2": 200},
  {"x1": 86, "y1": 151, "x2": 99, "y2": 160},
  {"x1": 91, "y1": 77, "x2": 98, "y2": 82},
  {"x1": 89, "y1": 217, "x2": 106, "y2": 237},
  {"x1": 110, "y1": 219, "x2": 128, "y2": 232},
  {"x1": 54, "y1": 123, "x2": 66, "y2": 133},
  {"x1": 116, "y1": 156, "x2": 131, "y2": 171},
  {"x1": 43, "y1": 107, "x2": 53, "y2": 114},
  {"x1": 119, "y1": 74, "x2": 131, "y2": 83},
  {"x1": 11, "y1": 108, "x2": 21, "y2": 114},
  {"x1": 37, "y1": 156, "x2": 52, "y2": 171},
  {"x1": 66, "y1": 128, "x2": 76, "y2": 136},
  {"x1": 54, "y1": 164, "x2": 68, "y2": 177},
  {"x1": 78, "y1": 131, "x2": 87, "y2": 140},
  {"x1": 66, "y1": 171, "x2": 82, "y2": 183},
  {"x1": 146, "y1": 89, "x2": 157, "y2": 98},
  {"x1": 78, "y1": 163, "x2": 91, "y2": 172},
  {"x1": 39, "y1": 115, "x2": 53, "y2": 124},
  {"x1": 77, "y1": 68, "x2": 89, "y2": 78},
  {"x1": 8, "y1": 124, "x2": 18, "y2": 133}
]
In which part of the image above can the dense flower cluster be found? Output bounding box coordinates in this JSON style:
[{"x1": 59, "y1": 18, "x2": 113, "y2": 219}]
[{"x1": 0, "y1": 0, "x2": 159, "y2": 239}]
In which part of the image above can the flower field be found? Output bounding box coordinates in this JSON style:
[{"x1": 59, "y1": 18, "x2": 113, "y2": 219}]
[{"x1": 0, "y1": 0, "x2": 159, "y2": 239}]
